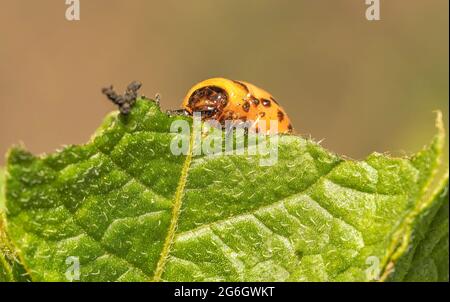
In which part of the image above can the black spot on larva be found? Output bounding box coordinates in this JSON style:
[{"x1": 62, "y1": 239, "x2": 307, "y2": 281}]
[
  {"x1": 232, "y1": 80, "x2": 249, "y2": 93},
  {"x1": 249, "y1": 96, "x2": 260, "y2": 106},
  {"x1": 270, "y1": 97, "x2": 279, "y2": 105},
  {"x1": 188, "y1": 86, "x2": 228, "y2": 119},
  {"x1": 242, "y1": 101, "x2": 250, "y2": 112},
  {"x1": 259, "y1": 111, "x2": 266, "y2": 118},
  {"x1": 261, "y1": 98, "x2": 271, "y2": 107},
  {"x1": 277, "y1": 110, "x2": 284, "y2": 122}
]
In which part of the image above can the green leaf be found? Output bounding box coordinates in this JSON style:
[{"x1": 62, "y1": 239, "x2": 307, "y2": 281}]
[
  {"x1": 3, "y1": 99, "x2": 448, "y2": 282},
  {"x1": 0, "y1": 215, "x2": 14, "y2": 281},
  {"x1": 0, "y1": 231, "x2": 12, "y2": 282},
  {"x1": 1, "y1": 167, "x2": 30, "y2": 282},
  {"x1": 0, "y1": 167, "x2": 4, "y2": 211},
  {"x1": 389, "y1": 174, "x2": 448, "y2": 281},
  {"x1": 1, "y1": 167, "x2": 12, "y2": 282}
]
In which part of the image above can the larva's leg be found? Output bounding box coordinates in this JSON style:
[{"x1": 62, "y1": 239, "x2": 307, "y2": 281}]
[
  {"x1": 154, "y1": 93, "x2": 161, "y2": 106},
  {"x1": 166, "y1": 109, "x2": 191, "y2": 116}
]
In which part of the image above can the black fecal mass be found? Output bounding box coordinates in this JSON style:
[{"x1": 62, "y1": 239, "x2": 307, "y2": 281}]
[
  {"x1": 102, "y1": 81, "x2": 142, "y2": 115},
  {"x1": 187, "y1": 86, "x2": 228, "y2": 119}
]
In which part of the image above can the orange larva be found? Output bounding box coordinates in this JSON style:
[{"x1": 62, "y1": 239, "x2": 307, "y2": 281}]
[{"x1": 181, "y1": 78, "x2": 293, "y2": 134}]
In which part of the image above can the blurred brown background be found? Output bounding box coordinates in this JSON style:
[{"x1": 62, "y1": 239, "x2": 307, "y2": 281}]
[{"x1": 0, "y1": 0, "x2": 448, "y2": 164}]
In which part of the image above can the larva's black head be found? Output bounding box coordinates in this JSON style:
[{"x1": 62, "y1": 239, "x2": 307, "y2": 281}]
[{"x1": 187, "y1": 86, "x2": 228, "y2": 119}]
